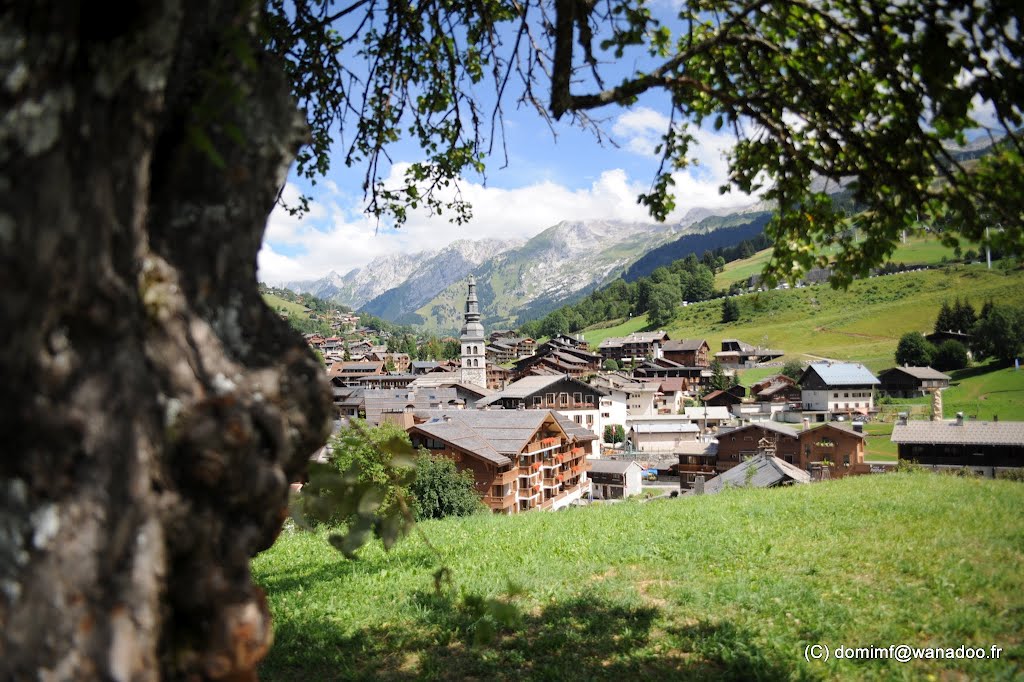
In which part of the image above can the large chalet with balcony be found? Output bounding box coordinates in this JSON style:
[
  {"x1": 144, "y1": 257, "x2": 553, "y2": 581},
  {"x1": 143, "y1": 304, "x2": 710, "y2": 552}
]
[
  {"x1": 662, "y1": 339, "x2": 710, "y2": 367},
  {"x1": 598, "y1": 331, "x2": 670, "y2": 363},
  {"x1": 799, "y1": 361, "x2": 880, "y2": 419},
  {"x1": 407, "y1": 410, "x2": 595, "y2": 513},
  {"x1": 479, "y1": 374, "x2": 609, "y2": 452}
]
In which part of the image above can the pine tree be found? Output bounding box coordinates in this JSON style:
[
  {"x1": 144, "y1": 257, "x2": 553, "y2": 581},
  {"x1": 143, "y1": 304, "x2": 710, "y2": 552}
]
[{"x1": 934, "y1": 300, "x2": 955, "y2": 333}]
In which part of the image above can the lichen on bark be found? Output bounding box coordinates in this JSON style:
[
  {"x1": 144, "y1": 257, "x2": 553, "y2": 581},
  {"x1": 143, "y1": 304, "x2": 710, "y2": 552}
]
[{"x1": 0, "y1": 2, "x2": 330, "y2": 679}]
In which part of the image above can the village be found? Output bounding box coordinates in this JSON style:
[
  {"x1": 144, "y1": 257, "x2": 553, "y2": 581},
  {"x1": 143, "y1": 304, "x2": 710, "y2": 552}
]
[{"x1": 296, "y1": 276, "x2": 1023, "y2": 512}]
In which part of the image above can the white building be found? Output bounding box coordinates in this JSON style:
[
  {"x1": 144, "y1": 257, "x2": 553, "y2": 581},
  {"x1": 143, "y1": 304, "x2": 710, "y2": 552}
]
[{"x1": 799, "y1": 361, "x2": 880, "y2": 417}]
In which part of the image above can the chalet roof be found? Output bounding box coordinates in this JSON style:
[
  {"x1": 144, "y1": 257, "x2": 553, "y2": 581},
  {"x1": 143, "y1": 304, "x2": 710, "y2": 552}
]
[
  {"x1": 631, "y1": 422, "x2": 699, "y2": 434},
  {"x1": 659, "y1": 378, "x2": 688, "y2": 393},
  {"x1": 363, "y1": 388, "x2": 460, "y2": 424},
  {"x1": 588, "y1": 459, "x2": 643, "y2": 475},
  {"x1": 663, "y1": 339, "x2": 708, "y2": 352},
  {"x1": 683, "y1": 406, "x2": 732, "y2": 421},
  {"x1": 329, "y1": 361, "x2": 384, "y2": 376},
  {"x1": 411, "y1": 361, "x2": 440, "y2": 370},
  {"x1": 598, "y1": 331, "x2": 669, "y2": 348},
  {"x1": 880, "y1": 366, "x2": 952, "y2": 381},
  {"x1": 411, "y1": 418, "x2": 509, "y2": 465},
  {"x1": 891, "y1": 419, "x2": 1024, "y2": 446},
  {"x1": 722, "y1": 338, "x2": 755, "y2": 352},
  {"x1": 803, "y1": 422, "x2": 866, "y2": 440},
  {"x1": 409, "y1": 377, "x2": 494, "y2": 398},
  {"x1": 701, "y1": 389, "x2": 741, "y2": 403},
  {"x1": 703, "y1": 454, "x2": 811, "y2": 494},
  {"x1": 488, "y1": 374, "x2": 607, "y2": 401},
  {"x1": 411, "y1": 410, "x2": 595, "y2": 465},
  {"x1": 718, "y1": 421, "x2": 800, "y2": 440},
  {"x1": 802, "y1": 361, "x2": 880, "y2": 387}
]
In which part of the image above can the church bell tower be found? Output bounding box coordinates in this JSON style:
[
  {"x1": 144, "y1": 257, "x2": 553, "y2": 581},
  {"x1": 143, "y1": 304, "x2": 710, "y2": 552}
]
[{"x1": 460, "y1": 275, "x2": 487, "y2": 387}]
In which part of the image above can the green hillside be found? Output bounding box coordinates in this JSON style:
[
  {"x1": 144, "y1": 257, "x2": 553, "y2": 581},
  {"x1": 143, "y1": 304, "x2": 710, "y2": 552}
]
[
  {"x1": 583, "y1": 265, "x2": 1024, "y2": 371},
  {"x1": 714, "y1": 234, "x2": 980, "y2": 289},
  {"x1": 254, "y1": 474, "x2": 1024, "y2": 680},
  {"x1": 263, "y1": 292, "x2": 312, "y2": 318}
]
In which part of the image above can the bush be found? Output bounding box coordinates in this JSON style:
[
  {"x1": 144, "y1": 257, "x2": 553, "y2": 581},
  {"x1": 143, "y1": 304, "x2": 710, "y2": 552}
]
[
  {"x1": 895, "y1": 331, "x2": 935, "y2": 367},
  {"x1": 996, "y1": 469, "x2": 1024, "y2": 482},
  {"x1": 410, "y1": 453, "x2": 487, "y2": 520},
  {"x1": 932, "y1": 340, "x2": 969, "y2": 372},
  {"x1": 602, "y1": 358, "x2": 619, "y2": 371}
]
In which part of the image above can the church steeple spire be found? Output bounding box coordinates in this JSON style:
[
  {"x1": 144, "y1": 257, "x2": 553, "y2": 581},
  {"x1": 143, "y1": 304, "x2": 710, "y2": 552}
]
[
  {"x1": 464, "y1": 275, "x2": 480, "y2": 323},
  {"x1": 460, "y1": 275, "x2": 486, "y2": 388}
]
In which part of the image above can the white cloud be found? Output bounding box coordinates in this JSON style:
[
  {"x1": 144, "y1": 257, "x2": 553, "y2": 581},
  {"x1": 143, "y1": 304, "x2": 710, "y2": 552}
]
[
  {"x1": 612, "y1": 107, "x2": 673, "y2": 158},
  {"x1": 258, "y1": 133, "x2": 757, "y2": 285}
]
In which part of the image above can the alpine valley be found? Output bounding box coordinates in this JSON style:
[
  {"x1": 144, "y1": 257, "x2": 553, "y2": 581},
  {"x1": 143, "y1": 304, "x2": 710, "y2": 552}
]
[{"x1": 284, "y1": 206, "x2": 773, "y2": 333}]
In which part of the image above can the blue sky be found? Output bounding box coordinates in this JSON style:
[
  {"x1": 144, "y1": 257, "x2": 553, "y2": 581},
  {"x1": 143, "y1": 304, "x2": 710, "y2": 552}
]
[
  {"x1": 255, "y1": 4, "x2": 1003, "y2": 286},
  {"x1": 256, "y1": 6, "x2": 762, "y2": 285},
  {"x1": 257, "y1": 99, "x2": 754, "y2": 284}
]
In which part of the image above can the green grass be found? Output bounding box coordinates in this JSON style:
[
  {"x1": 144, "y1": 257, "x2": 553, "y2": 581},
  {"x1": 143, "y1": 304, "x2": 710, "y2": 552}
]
[
  {"x1": 714, "y1": 234, "x2": 977, "y2": 289},
  {"x1": 255, "y1": 474, "x2": 1024, "y2": 680},
  {"x1": 667, "y1": 266, "x2": 1023, "y2": 371},
  {"x1": 861, "y1": 422, "x2": 898, "y2": 461},
  {"x1": 587, "y1": 265, "x2": 1024, "y2": 373},
  {"x1": 581, "y1": 314, "x2": 652, "y2": 346},
  {"x1": 944, "y1": 364, "x2": 1024, "y2": 421},
  {"x1": 263, "y1": 292, "x2": 313, "y2": 318}
]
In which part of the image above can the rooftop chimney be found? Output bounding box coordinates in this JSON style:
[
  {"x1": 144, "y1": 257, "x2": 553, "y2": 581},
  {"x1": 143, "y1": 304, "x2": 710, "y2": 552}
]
[
  {"x1": 956, "y1": 412, "x2": 964, "y2": 425},
  {"x1": 897, "y1": 412, "x2": 908, "y2": 425}
]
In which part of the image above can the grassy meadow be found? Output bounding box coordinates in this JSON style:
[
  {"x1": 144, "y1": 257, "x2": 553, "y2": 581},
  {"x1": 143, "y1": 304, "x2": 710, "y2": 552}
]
[
  {"x1": 713, "y1": 234, "x2": 978, "y2": 289},
  {"x1": 263, "y1": 292, "x2": 314, "y2": 318},
  {"x1": 255, "y1": 474, "x2": 1024, "y2": 680},
  {"x1": 584, "y1": 264, "x2": 1024, "y2": 372}
]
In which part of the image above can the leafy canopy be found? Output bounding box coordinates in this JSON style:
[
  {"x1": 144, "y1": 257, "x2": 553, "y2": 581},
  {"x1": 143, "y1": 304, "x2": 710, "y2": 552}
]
[{"x1": 265, "y1": 0, "x2": 1023, "y2": 285}]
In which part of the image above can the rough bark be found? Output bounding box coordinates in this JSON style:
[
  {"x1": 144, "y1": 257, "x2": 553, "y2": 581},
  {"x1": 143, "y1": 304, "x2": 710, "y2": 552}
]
[{"x1": 0, "y1": 2, "x2": 330, "y2": 679}]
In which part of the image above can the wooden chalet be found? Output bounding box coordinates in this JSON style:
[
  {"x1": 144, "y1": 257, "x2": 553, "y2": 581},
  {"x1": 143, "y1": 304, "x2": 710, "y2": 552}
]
[
  {"x1": 407, "y1": 410, "x2": 596, "y2": 513},
  {"x1": 891, "y1": 416, "x2": 1024, "y2": 472},
  {"x1": 877, "y1": 366, "x2": 951, "y2": 398},
  {"x1": 662, "y1": 339, "x2": 710, "y2": 367}
]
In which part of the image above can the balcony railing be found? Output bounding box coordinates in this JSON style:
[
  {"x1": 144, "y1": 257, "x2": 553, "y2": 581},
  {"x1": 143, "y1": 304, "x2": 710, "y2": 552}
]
[{"x1": 493, "y1": 469, "x2": 519, "y2": 485}]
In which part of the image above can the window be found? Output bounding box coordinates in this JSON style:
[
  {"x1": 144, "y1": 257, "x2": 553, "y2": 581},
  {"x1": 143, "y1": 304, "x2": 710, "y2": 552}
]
[
  {"x1": 585, "y1": 395, "x2": 594, "y2": 405},
  {"x1": 532, "y1": 396, "x2": 542, "y2": 407},
  {"x1": 546, "y1": 393, "x2": 555, "y2": 404},
  {"x1": 574, "y1": 415, "x2": 582, "y2": 424},
  {"x1": 844, "y1": 392, "x2": 849, "y2": 398},
  {"x1": 559, "y1": 392, "x2": 569, "y2": 405},
  {"x1": 573, "y1": 392, "x2": 582, "y2": 404}
]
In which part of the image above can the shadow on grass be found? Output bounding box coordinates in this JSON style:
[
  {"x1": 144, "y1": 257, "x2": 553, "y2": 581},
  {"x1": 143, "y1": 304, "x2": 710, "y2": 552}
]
[
  {"x1": 257, "y1": 546, "x2": 440, "y2": 595},
  {"x1": 949, "y1": 363, "x2": 1010, "y2": 382},
  {"x1": 261, "y1": 592, "x2": 809, "y2": 681}
]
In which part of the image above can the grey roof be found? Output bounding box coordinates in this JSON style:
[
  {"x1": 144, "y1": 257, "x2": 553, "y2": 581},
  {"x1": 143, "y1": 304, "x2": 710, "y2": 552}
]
[
  {"x1": 363, "y1": 388, "x2": 460, "y2": 424},
  {"x1": 803, "y1": 361, "x2": 880, "y2": 386},
  {"x1": 598, "y1": 332, "x2": 669, "y2": 348},
  {"x1": 413, "y1": 409, "x2": 593, "y2": 463},
  {"x1": 631, "y1": 422, "x2": 699, "y2": 434},
  {"x1": 704, "y1": 454, "x2": 811, "y2": 493},
  {"x1": 683, "y1": 406, "x2": 733, "y2": 421},
  {"x1": 718, "y1": 421, "x2": 800, "y2": 440},
  {"x1": 891, "y1": 420, "x2": 1024, "y2": 446},
  {"x1": 663, "y1": 339, "x2": 707, "y2": 352},
  {"x1": 803, "y1": 422, "x2": 866, "y2": 439},
  {"x1": 880, "y1": 366, "x2": 952, "y2": 381},
  {"x1": 588, "y1": 459, "x2": 643, "y2": 475}
]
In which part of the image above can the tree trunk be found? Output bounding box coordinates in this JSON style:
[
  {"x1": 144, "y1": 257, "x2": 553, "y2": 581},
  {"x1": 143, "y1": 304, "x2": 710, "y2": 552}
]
[{"x1": 0, "y1": 2, "x2": 330, "y2": 679}]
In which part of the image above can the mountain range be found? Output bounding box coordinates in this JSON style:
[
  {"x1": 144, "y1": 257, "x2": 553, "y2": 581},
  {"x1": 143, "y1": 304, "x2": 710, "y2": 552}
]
[{"x1": 282, "y1": 203, "x2": 772, "y2": 333}]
